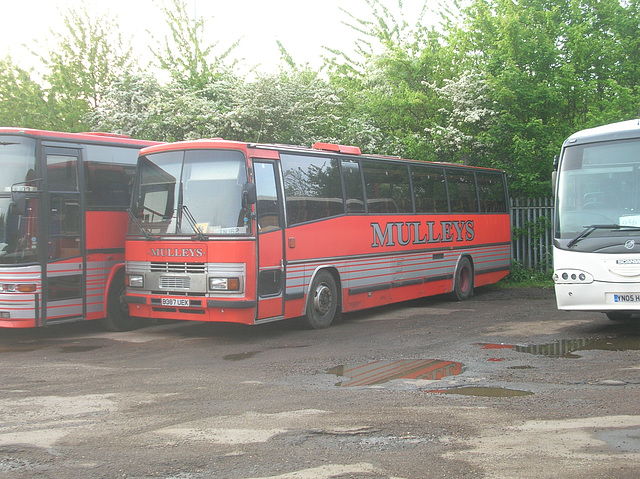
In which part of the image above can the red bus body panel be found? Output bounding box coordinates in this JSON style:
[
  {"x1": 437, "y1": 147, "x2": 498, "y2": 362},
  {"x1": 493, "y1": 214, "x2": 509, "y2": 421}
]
[
  {"x1": 124, "y1": 140, "x2": 511, "y2": 326},
  {"x1": 0, "y1": 128, "x2": 160, "y2": 328}
]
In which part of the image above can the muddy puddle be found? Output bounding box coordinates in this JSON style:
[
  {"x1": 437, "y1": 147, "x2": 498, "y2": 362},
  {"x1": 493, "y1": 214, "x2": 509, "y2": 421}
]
[
  {"x1": 480, "y1": 334, "x2": 640, "y2": 358},
  {"x1": 430, "y1": 386, "x2": 533, "y2": 397}
]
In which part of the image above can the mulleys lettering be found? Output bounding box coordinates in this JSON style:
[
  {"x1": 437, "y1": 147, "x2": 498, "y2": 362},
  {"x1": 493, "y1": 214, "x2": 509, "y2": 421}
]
[{"x1": 371, "y1": 221, "x2": 475, "y2": 247}]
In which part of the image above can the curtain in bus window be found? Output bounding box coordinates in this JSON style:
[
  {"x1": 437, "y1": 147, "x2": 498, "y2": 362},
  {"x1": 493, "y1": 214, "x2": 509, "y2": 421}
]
[
  {"x1": 362, "y1": 160, "x2": 412, "y2": 214},
  {"x1": 446, "y1": 170, "x2": 478, "y2": 213},
  {"x1": 475, "y1": 172, "x2": 507, "y2": 213},
  {"x1": 281, "y1": 154, "x2": 344, "y2": 226},
  {"x1": 411, "y1": 165, "x2": 448, "y2": 213}
]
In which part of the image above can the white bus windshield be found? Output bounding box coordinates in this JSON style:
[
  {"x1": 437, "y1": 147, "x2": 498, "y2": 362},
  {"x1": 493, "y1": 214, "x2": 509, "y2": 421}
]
[
  {"x1": 130, "y1": 149, "x2": 250, "y2": 237},
  {"x1": 556, "y1": 138, "x2": 640, "y2": 248}
]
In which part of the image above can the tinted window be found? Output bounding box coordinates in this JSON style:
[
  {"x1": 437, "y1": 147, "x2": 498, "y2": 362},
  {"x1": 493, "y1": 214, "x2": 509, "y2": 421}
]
[
  {"x1": 281, "y1": 154, "x2": 343, "y2": 226},
  {"x1": 85, "y1": 145, "x2": 140, "y2": 208},
  {"x1": 447, "y1": 170, "x2": 478, "y2": 213},
  {"x1": 342, "y1": 160, "x2": 364, "y2": 214},
  {"x1": 476, "y1": 172, "x2": 507, "y2": 213},
  {"x1": 411, "y1": 164, "x2": 448, "y2": 213},
  {"x1": 362, "y1": 160, "x2": 412, "y2": 214}
]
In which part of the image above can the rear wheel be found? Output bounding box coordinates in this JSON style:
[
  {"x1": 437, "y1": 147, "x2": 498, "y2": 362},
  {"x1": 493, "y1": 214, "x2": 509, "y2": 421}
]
[
  {"x1": 100, "y1": 272, "x2": 141, "y2": 332},
  {"x1": 453, "y1": 257, "x2": 474, "y2": 301},
  {"x1": 606, "y1": 311, "x2": 633, "y2": 321},
  {"x1": 303, "y1": 270, "x2": 340, "y2": 329}
]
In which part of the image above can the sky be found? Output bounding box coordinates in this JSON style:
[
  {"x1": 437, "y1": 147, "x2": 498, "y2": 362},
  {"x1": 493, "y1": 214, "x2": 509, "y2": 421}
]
[{"x1": 1, "y1": 0, "x2": 435, "y2": 75}]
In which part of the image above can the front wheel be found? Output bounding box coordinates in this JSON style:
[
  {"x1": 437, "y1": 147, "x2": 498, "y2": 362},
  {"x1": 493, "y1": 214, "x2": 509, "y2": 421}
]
[
  {"x1": 453, "y1": 257, "x2": 474, "y2": 301},
  {"x1": 303, "y1": 270, "x2": 340, "y2": 329},
  {"x1": 100, "y1": 273, "x2": 141, "y2": 332},
  {"x1": 606, "y1": 311, "x2": 634, "y2": 321}
]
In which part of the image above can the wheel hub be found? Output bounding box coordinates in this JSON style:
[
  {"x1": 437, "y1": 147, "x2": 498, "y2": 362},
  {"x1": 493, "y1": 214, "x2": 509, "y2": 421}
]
[{"x1": 314, "y1": 283, "x2": 332, "y2": 316}]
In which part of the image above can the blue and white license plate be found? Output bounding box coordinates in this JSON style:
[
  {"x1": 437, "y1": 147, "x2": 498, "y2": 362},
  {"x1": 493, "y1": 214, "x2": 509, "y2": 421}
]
[{"x1": 613, "y1": 294, "x2": 640, "y2": 303}]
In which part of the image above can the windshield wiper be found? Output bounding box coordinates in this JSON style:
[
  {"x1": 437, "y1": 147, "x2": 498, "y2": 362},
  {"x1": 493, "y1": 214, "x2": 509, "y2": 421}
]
[
  {"x1": 180, "y1": 205, "x2": 207, "y2": 241},
  {"x1": 567, "y1": 224, "x2": 640, "y2": 248},
  {"x1": 126, "y1": 209, "x2": 157, "y2": 241}
]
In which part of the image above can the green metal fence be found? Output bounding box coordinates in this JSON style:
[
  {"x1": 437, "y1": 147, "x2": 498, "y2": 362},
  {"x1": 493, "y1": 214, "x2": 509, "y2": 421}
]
[{"x1": 510, "y1": 198, "x2": 554, "y2": 272}]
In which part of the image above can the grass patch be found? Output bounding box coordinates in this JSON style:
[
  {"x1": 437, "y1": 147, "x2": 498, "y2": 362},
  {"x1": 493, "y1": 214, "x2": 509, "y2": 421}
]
[{"x1": 498, "y1": 261, "x2": 554, "y2": 288}]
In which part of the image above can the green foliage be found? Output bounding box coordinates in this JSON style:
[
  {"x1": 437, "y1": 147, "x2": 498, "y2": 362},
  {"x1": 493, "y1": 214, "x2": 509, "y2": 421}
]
[
  {"x1": 502, "y1": 261, "x2": 554, "y2": 288},
  {"x1": 33, "y1": 4, "x2": 135, "y2": 131},
  {"x1": 0, "y1": 57, "x2": 50, "y2": 129},
  {"x1": 150, "y1": 0, "x2": 240, "y2": 89},
  {"x1": 3, "y1": 0, "x2": 640, "y2": 201}
]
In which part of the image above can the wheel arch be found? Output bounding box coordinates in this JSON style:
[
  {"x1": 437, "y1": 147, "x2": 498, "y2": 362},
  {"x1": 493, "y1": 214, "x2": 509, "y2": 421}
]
[
  {"x1": 302, "y1": 265, "x2": 342, "y2": 317},
  {"x1": 452, "y1": 254, "x2": 475, "y2": 300},
  {"x1": 103, "y1": 263, "x2": 125, "y2": 314}
]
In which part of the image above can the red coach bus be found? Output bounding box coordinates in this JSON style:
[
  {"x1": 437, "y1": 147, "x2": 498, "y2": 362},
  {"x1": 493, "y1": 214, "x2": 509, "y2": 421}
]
[
  {"x1": 0, "y1": 128, "x2": 160, "y2": 329},
  {"x1": 125, "y1": 139, "x2": 511, "y2": 329}
]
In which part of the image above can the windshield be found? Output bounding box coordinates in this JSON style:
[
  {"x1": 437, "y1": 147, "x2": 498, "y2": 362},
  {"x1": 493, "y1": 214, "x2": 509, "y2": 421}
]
[
  {"x1": 556, "y1": 138, "x2": 640, "y2": 251},
  {"x1": 130, "y1": 149, "x2": 250, "y2": 237},
  {"x1": 0, "y1": 136, "x2": 39, "y2": 264}
]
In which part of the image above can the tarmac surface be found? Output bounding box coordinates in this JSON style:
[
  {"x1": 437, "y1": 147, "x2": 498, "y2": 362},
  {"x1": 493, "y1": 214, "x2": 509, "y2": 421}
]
[{"x1": 1, "y1": 285, "x2": 639, "y2": 478}]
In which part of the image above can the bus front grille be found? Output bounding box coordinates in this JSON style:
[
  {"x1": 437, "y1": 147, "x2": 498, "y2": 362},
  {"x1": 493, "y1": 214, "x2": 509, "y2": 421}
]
[{"x1": 151, "y1": 262, "x2": 206, "y2": 274}]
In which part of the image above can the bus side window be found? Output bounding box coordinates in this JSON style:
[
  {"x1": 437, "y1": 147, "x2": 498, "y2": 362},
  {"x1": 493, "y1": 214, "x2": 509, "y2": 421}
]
[
  {"x1": 447, "y1": 169, "x2": 478, "y2": 213},
  {"x1": 476, "y1": 172, "x2": 507, "y2": 213},
  {"x1": 411, "y1": 165, "x2": 448, "y2": 213},
  {"x1": 254, "y1": 162, "x2": 282, "y2": 232},
  {"x1": 281, "y1": 154, "x2": 344, "y2": 225},
  {"x1": 342, "y1": 160, "x2": 364, "y2": 214},
  {"x1": 362, "y1": 160, "x2": 412, "y2": 214}
]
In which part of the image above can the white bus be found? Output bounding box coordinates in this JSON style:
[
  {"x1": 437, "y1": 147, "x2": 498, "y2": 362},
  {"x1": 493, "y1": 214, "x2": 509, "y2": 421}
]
[{"x1": 553, "y1": 119, "x2": 640, "y2": 319}]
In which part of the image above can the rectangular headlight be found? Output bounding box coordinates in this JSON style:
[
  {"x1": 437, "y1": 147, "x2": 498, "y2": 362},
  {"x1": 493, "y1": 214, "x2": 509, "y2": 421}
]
[
  {"x1": 209, "y1": 277, "x2": 240, "y2": 292},
  {"x1": 0, "y1": 283, "x2": 37, "y2": 293},
  {"x1": 127, "y1": 274, "x2": 144, "y2": 288}
]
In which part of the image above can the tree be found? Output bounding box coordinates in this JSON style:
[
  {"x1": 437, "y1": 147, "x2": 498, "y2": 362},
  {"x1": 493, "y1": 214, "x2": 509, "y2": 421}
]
[
  {"x1": 327, "y1": 0, "x2": 463, "y2": 160},
  {"x1": 0, "y1": 57, "x2": 50, "y2": 128},
  {"x1": 227, "y1": 69, "x2": 345, "y2": 145},
  {"x1": 34, "y1": 4, "x2": 135, "y2": 131},
  {"x1": 150, "y1": 0, "x2": 240, "y2": 89}
]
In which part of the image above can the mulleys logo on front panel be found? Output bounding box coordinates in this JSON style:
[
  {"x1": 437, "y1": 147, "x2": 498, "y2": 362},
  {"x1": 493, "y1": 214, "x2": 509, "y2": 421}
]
[
  {"x1": 371, "y1": 221, "x2": 475, "y2": 247},
  {"x1": 148, "y1": 248, "x2": 205, "y2": 258}
]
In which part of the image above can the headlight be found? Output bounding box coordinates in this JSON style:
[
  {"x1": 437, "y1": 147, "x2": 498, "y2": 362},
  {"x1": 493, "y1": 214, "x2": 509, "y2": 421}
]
[
  {"x1": 209, "y1": 277, "x2": 241, "y2": 292},
  {"x1": 553, "y1": 269, "x2": 593, "y2": 284},
  {"x1": 0, "y1": 283, "x2": 37, "y2": 293},
  {"x1": 127, "y1": 274, "x2": 144, "y2": 288}
]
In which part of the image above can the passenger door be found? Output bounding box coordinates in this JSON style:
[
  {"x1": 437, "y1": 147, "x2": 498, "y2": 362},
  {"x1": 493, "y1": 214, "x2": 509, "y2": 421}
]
[
  {"x1": 253, "y1": 161, "x2": 285, "y2": 320},
  {"x1": 43, "y1": 147, "x2": 84, "y2": 323}
]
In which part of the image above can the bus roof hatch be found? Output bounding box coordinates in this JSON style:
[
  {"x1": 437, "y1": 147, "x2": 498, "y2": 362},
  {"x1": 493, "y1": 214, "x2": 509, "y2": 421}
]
[{"x1": 312, "y1": 142, "x2": 362, "y2": 155}]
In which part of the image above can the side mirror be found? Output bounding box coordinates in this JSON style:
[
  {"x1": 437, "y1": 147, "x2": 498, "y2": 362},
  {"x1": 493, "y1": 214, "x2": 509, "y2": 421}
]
[
  {"x1": 10, "y1": 191, "x2": 26, "y2": 216},
  {"x1": 552, "y1": 154, "x2": 559, "y2": 196},
  {"x1": 242, "y1": 182, "x2": 257, "y2": 207}
]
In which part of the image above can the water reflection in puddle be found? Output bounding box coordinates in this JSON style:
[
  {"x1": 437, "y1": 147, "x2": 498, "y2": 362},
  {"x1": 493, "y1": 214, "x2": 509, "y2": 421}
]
[
  {"x1": 480, "y1": 335, "x2": 640, "y2": 358},
  {"x1": 326, "y1": 359, "x2": 463, "y2": 387}
]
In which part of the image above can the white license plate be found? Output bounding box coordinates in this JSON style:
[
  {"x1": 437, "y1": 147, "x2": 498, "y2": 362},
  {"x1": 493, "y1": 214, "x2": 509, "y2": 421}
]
[
  {"x1": 613, "y1": 294, "x2": 640, "y2": 303},
  {"x1": 161, "y1": 298, "x2": 190, "y2": 307}
]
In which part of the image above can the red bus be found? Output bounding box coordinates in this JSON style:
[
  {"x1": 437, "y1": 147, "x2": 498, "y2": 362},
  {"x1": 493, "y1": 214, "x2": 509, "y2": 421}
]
[
  {"x1": 125, "y1": 139, "x2": 511, "y2": 328},
  {"x1": 0, "y1": 128, "x2": 160, "y2": 329}
]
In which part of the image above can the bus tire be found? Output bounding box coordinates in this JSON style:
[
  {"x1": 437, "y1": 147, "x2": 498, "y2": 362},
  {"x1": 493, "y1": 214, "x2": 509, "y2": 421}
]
[
  {"x1": 101, "y1": 272, "x2": 140, "y2": 332},
  {"x1": 453, "y1": 257, "x2": 474, "y2": 301},
  {"x1": 303, "y1": 270, "x2": 340, "y2": 329},
  {"x1": 606, "y1": 311, "x2": 633, "y2": 321}
]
